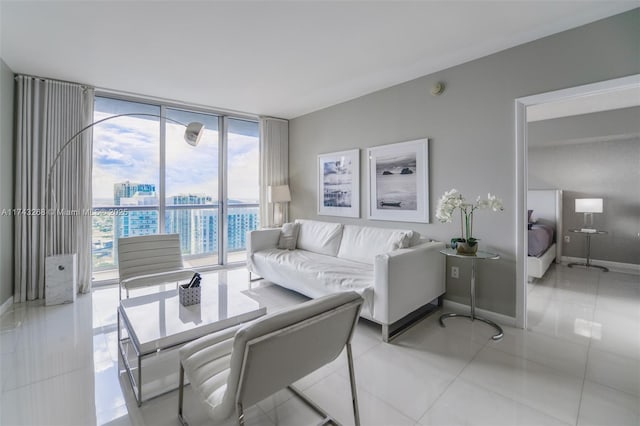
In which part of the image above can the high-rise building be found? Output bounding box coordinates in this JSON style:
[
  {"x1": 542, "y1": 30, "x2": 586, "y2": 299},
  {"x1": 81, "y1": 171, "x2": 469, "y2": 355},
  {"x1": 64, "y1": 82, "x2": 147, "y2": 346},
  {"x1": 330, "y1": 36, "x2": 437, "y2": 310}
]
[
  {"x1": 113, "y1": 183, "x2": 159, "y2": 264},
  {"x1": 166, "y1": 194, "x2": 214, "y2": 254},
  {"x1": 114, "y1": 181, "x2": 156, "y2": 205},
  {"x1": 227, "y1": 206, "x2": 260, "y2": 252}
]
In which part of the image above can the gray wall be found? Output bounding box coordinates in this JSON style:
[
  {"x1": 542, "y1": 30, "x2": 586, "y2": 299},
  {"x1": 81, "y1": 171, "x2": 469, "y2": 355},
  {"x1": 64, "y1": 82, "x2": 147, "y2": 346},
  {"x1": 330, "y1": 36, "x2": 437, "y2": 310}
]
[
  {"x1": 0, "y1": 58, "x2": 14, "y2": 305},
  {"x1": 529, "y1": 107, "x2": 640, "y2": 265},
  {"x1": 289, "y1": 9, "x2": 640, "y2": 317}
]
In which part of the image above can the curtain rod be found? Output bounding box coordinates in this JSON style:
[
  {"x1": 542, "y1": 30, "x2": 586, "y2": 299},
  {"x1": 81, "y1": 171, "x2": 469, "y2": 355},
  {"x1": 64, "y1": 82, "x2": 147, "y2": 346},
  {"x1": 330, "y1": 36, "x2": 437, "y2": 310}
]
[
  {"x1": 14, "y1": 73, "x2": 92, "y2": 91},
  {"x1": 97, "y1": 87, "x2": 260, "y2": 121}
]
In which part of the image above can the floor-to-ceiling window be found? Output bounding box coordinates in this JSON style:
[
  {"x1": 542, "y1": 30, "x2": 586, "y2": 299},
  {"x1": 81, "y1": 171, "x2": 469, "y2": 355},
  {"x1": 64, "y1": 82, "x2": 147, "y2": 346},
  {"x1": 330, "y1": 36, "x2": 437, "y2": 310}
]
[{"x1": 91, "y1": 96, "x2": 259, "y2": 281}]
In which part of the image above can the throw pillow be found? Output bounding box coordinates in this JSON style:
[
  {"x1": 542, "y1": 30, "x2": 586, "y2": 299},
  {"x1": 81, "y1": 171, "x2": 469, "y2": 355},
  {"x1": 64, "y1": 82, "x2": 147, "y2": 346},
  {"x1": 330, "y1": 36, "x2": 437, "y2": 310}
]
[{"x1": 278, "y1": 222, "x2": 299, "y2": 250}]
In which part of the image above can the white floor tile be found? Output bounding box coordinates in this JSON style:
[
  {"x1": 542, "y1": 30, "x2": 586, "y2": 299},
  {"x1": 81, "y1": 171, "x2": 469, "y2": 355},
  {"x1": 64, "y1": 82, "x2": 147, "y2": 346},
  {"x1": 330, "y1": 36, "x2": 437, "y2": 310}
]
[
  {"x1": 460, "y1": 346, "x2": 583, "y2": 425},
  {"x1": 392, "y1": 318, "x2": 484, "y2": 376},
  {"x1": 590, "y1": 307, "x2": 640, "y2": 360},
  {"x1": 577, "y1": 380, "x2": 640, "y2": 426},
  {"x1": 488, "y1": 325, "x2": 589, "y2": 378},
  {"x1": 304, "y1": 372, "x2": 415, "y2": 426},
  {"x1": 1, "y1": 367, "x2": 98, "y2": 426},
  {"x1": 264, "y1": 394, "x2": 322, "y2": 426},
  {"x1": 527, "y1": 297, "x2": 595, "y2": 345},
  {"x1": 419, "y1": 378, "x2": 571, "y2": 426},
  {"x1": 586, "y1": 347, "x2": 640, "y2": 396},
  {"x1": 346, "y1": 341, "x2": 455, "y2": 421}
]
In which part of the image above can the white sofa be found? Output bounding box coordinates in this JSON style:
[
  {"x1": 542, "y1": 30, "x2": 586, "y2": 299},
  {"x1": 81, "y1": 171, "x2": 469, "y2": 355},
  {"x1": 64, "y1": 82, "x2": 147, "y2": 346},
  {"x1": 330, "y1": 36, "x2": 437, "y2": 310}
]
[{"x1": 247, "y1": 219, "x2": 445, "y2": 341}]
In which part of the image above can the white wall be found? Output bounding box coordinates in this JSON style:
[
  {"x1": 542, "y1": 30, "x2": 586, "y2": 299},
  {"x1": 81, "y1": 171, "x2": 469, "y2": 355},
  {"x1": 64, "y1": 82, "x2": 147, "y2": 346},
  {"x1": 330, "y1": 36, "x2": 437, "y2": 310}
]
[
  {"x1": 0, "y1": 58, "x2": 14, "y2": 305},
  {"x1": 289, "y1": 10, "x2": 640, "y2": 316}
]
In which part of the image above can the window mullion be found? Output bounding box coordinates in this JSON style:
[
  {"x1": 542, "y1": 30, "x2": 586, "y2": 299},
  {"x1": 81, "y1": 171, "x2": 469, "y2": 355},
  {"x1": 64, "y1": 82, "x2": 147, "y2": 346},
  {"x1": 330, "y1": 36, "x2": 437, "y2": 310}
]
[
  {"x1": 219, "y1": 116, "x2": 228, "y2": 265},
  {"x1": 159, "y1": 105, "x2": 167, "y2": 233}
]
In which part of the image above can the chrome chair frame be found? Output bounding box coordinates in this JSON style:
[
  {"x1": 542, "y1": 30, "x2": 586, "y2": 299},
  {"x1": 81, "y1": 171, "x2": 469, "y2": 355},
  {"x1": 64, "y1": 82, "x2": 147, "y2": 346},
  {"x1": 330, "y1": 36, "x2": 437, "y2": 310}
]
[{"x1": 178, "y1": 297, "x2": 362, "y2": 426}]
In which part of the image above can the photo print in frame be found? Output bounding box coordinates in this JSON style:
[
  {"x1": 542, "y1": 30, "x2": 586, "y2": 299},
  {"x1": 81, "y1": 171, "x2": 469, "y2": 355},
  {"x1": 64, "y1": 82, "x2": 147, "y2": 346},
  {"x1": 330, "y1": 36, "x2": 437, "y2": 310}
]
[
  {"x1": 317, "y1": 149, "x2": 360, "y2": 218},
  {"x1": 367, "y1": 139, "x2": 429, "y2": 223}
]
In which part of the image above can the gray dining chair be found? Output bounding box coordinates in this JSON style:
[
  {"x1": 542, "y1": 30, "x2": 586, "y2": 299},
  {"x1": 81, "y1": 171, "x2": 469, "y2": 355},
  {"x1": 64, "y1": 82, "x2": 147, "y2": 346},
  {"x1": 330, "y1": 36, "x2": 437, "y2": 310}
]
[
  {"x1": 178, "y1": 291, "x2": 364, "y2": 426},
  {"x1": 117, "y1": 233, "x2": 196, "y2": 299}
]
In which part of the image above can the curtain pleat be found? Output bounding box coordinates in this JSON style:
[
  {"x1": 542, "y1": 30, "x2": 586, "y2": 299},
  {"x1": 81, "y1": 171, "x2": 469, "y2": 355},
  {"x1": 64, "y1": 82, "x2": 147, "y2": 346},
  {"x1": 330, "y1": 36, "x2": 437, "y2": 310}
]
[
  {"x1": 14, "y1": 75, "x2": 94, "y2": 302},
  {"x1": 259, "y1": 117, "x2": 289, "y2": 227}
]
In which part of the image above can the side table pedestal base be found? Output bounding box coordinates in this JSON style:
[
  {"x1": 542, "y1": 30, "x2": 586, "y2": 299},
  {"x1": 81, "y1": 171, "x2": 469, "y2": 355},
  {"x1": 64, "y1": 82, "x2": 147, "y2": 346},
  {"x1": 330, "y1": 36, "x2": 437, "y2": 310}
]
[
  {"x1": 568, "y1": 262, "x2": 609, "y2": 272},
  {"x1": 439, "y1": 313, "x2": 504, "y2": 340}
]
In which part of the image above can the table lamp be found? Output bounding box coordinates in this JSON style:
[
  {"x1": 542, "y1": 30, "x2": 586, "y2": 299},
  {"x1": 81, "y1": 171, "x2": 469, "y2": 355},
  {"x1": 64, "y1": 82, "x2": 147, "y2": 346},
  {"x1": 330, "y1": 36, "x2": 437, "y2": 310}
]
[
  {"x1": 268, "y1": 185, "x2": 291, "y2": 227},
  {"x1": 575, "y1": 198, "x2": 603, "y2": 232}
]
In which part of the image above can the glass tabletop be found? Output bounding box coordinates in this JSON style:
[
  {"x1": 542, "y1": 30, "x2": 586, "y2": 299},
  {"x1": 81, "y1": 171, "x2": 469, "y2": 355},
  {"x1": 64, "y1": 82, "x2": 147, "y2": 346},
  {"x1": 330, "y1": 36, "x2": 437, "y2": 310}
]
[
  {"x1": 119, "y1": 281, "x2": 265, "y2": 353},
  {"x1": 440, "y1": 248, "x2": 500, "y2": 260}
]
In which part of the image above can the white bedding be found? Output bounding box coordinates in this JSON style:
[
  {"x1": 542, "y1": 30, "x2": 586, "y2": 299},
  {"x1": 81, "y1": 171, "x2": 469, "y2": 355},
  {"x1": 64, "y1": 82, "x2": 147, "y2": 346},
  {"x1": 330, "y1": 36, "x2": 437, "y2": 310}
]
[{"x1": 528, "y1": 243, "x2": 556, "y2": 279}]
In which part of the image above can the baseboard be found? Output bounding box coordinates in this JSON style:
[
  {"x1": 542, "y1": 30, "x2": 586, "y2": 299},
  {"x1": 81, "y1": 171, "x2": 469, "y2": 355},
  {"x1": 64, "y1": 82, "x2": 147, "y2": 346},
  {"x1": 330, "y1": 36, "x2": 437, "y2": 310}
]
[
  {"x1": 560, "y1": 256, "x2": 640, "y2": 275},
  {"x1": 0, "y1": 295, "x2": 13, "y2": 316},
  {"x1": 442, "y1": 300, "x2": 516, "y2": 327}
]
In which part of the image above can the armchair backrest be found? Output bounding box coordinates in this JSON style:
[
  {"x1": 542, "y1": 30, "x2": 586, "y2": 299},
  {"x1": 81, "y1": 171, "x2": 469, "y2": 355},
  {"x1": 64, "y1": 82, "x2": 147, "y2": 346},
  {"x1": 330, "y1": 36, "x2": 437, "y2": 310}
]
[
  {"x1": 226, "y1": 291, "x2": 363, "y2": 409},
  {"x1": 117, "y1": 234, "x2": 185, "y2": 282}
]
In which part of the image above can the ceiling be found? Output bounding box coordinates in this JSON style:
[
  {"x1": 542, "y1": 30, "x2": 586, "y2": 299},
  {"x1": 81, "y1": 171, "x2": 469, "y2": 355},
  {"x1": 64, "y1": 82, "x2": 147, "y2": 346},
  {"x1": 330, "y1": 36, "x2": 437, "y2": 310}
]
[{"x1": 1, "y1": 1, "x2": 637, "y2": 119}]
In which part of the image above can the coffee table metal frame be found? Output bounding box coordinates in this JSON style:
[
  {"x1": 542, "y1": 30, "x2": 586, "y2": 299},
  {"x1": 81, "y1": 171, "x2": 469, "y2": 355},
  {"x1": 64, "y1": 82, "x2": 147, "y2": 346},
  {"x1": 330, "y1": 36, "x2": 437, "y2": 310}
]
[
  {"x1": 438, "y1": 248, "x2": 504, "y2": 340},
  {"x1": 117, "y1": 285, "x2": 266, "y2": 406}
]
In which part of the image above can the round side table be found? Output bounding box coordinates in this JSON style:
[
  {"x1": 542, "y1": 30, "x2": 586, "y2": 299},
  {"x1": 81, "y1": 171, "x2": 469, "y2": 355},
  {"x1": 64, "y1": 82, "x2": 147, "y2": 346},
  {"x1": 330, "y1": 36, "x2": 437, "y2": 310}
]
[{"x1": 439, "y1": 248, "x2": 503, "y2": 340}]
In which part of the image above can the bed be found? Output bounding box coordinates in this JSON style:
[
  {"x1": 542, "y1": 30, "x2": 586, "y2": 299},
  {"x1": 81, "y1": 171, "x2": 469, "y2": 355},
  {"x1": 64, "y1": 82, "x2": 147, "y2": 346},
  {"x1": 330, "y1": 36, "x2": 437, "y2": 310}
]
[{"x1": 527, "y1": 189, "x2": 563, "y2": 280}]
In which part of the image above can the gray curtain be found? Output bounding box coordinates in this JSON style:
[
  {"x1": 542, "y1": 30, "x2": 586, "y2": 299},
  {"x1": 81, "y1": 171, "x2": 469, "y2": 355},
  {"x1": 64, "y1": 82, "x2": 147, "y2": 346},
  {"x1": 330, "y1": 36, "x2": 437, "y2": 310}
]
[
  {"x1": 259, "y1": 117, "x2": 289, "y2": 227},
  {"x1": 14, "y1": 75, "x2": 94, "y2": 301}
]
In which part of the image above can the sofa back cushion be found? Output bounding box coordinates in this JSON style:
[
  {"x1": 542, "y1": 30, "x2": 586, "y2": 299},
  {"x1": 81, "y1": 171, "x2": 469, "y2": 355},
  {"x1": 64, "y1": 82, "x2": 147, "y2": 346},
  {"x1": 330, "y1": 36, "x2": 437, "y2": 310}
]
[
  {"x1": 295, "y1": 219, "x2": 344, "y2": 256},
  {"x1": 337, "y1": 225, "x2": 417, "y2": 264}
]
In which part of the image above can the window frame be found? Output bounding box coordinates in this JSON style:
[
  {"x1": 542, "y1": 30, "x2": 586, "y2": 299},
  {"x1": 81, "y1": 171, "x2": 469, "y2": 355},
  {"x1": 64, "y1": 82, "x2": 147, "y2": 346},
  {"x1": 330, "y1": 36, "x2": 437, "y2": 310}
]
[{"x1": 92, "y1": 92, "x2": 260, "y2": 284}]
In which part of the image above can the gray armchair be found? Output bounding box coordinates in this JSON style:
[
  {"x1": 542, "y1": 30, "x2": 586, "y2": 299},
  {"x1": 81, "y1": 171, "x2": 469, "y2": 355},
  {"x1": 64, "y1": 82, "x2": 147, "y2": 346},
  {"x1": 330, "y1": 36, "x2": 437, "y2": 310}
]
[{"x1": 178, "y1": 291, "x2": 364, "y2": 426}]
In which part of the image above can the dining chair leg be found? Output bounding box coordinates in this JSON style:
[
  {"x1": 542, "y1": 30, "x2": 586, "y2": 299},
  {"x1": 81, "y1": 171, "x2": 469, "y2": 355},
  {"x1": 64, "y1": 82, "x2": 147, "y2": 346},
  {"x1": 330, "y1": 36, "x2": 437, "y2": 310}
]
[
  {"x1": 178, "y1": 364, "x2": 187, "y2": 426},
  {"x1": 236, "y1": 402, "x2": 245, "y2": 426},
  {"x1": 346, "y1": 343, "x2": 360, "y2": 426}
]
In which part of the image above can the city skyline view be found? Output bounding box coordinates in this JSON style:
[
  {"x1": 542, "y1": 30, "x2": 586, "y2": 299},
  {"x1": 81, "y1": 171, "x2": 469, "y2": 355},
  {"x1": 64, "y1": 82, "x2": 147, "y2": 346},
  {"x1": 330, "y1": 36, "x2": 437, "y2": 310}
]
[{"x1": 91, "y1": 97, "x2": 260, "y2": 273}]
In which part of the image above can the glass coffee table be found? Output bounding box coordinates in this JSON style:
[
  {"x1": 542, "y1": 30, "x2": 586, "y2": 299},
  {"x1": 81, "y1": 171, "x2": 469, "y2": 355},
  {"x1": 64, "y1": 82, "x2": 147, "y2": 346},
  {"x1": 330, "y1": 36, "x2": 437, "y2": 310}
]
[{"x1": 117, "y1": 281, "x2": 266, "y2": 405}]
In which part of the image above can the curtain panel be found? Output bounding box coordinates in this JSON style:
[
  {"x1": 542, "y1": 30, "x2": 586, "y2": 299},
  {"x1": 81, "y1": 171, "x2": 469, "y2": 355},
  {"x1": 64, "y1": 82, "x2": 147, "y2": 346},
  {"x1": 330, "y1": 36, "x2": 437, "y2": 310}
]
[
  {"x1": 14, "y1": 75, "x2": 94, "y2": 301},
  {"x1": 259, "y1": 117, "x2": 289, "y2": 227}
]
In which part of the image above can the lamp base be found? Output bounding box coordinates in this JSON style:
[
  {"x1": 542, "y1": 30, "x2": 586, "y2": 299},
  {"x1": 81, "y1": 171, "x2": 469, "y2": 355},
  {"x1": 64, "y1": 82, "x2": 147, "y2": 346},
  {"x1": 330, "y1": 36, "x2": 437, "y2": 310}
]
[{"x1": 45, "y1": 254, "x2": 77, "y2": 305}]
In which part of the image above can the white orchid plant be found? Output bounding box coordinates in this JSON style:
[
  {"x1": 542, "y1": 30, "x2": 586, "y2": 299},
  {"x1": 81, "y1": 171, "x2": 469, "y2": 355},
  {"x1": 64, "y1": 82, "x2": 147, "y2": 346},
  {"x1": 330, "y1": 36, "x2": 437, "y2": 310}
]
[{"x1": 435, "y1": 189, "x2": 504, "y2": 245}]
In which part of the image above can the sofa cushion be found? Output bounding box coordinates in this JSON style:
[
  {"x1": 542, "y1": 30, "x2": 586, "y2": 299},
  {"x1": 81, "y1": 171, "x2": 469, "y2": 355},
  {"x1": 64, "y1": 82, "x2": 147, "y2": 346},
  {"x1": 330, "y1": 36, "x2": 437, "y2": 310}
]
[
  {"x1": 277, "y1": 223, "x2": 299, "y2": 250},
  {"x1": 251, "y1": 248, "x2": 374, "y2": 312},
  {"x1": 337, "y1": 225, "x2": 414, "y2": 264},
  {"x1": 295, "y1": 219, "x2": 344, "y2": 256}
]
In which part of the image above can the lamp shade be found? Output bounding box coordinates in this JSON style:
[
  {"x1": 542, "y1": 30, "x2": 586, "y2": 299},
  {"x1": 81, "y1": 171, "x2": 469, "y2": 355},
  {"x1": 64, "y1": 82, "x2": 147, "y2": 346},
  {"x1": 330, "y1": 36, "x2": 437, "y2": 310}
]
[
  {"x1": 268, "y1": 185, "x2": 291, "y2": 203},
  {"x1": 575, "y1": 198, "x2": 603, "y2": 213},
  {"x1": 184, "y1": 122, "x2": 205, "y2": 147}
]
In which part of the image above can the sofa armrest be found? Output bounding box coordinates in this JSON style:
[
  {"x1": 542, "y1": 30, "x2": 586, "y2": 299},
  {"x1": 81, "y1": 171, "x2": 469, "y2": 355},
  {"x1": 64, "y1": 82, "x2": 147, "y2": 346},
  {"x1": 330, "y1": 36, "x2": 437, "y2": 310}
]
[
  {"x1": 373, "y1": 241, "x2": 446, "y2": 324},
  {"x1": 247, "y1": 229, "x2": 281, "y2": 254}
]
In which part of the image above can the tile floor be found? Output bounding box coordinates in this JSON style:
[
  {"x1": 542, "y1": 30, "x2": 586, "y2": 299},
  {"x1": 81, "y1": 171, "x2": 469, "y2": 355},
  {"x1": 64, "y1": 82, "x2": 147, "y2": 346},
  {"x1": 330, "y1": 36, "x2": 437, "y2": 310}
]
[{"x1": 1, "y1": 264, "x2": 638, "y2": 426}]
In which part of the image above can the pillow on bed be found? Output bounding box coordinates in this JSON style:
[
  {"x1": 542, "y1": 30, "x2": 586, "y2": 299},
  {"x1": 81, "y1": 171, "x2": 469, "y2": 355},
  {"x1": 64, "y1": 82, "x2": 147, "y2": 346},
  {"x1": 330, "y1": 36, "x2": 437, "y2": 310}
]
[{"x1": 528, "y1": 209, "x2": 534, "y2": 222}]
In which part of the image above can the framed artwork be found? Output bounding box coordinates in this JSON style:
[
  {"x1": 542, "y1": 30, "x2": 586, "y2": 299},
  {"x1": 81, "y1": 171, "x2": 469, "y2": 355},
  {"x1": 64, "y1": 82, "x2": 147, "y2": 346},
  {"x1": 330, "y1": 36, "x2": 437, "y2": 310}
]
[
  {"x1": 317, "y1": 149, "x2": 360, "y2": 218},
  {"x1": 367, "y1": 138, "x2": 429, "y2": 223}
]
